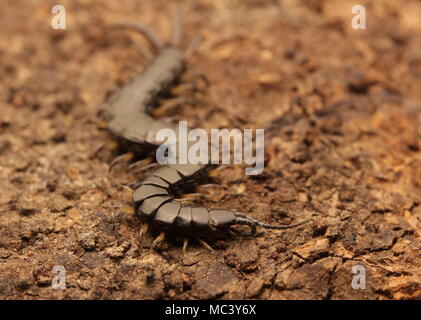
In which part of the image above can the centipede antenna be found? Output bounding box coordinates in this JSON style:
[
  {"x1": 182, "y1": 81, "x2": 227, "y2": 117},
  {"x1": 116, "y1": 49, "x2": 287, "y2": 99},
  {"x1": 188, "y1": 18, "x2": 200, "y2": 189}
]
[
  {"x1": 171, "y1": 5, "x2": 182, "y2": 47},
  {"x1": 129, "y1": 41, "x2": 154, "y2": 61},
  {"x1": 110, "y1": 22, "x2": 163, "y2": 50},
  {"x1": 234, "y1": 212, "x2": 312, "y2": 231},
  {"x1": 184, "y1": 34, "x2": 203, "y2": 61},
  {"x1": 128, "y1": 157, "x2": 153, "y2": 170}
]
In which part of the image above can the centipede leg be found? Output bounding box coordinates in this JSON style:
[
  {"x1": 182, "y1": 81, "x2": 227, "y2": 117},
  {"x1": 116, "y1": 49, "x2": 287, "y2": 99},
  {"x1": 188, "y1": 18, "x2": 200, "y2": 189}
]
[
  {"x1": 208, "y1": 165, "x2": 227, "y2": 178},
  {"x1": 106, "y1": 141, "x2": 119, "y2": 150},
  {"x1": 180, "y1": 70, "x2": 209, "y2": 87},
  {"x1": 151, "y1": 97, "x2": 193, "y2": 117},
  {"x1": 184, "y1": 35, "x2": 203, "y2": 61},
  {"x1": 196, "y1": 238, "x2": 214, "y2": 252},
  {"x1": 139, "y1": 223, "x2": 149, "y2": 242},
  {"x1": 131, "y1": 163, "x2": 159, "y2": 175},
  {"x1": 169, "y1": 83, "x2": 197, "y2": 96},
  {"x1": 234, "y1": 212, "x2": 312, "y2": 232},
  {"x1": 178, "y1": 193, "x2": 204, "y2": 204},
  {"x1": 178, "y1": 199, "x2": 193, "y2": 206},
  {"x1": 96, "y1": 120, "x2": 109, "y2": 130},
  {"x1": 93, "y1": 140, "x2": 119, "y2": 157},
  {"x1": 121, "y1": 185, "x2": 134, "y2": 201},
  {"x1": 151, "y1": 232, "x2": 166, "y2": 249},
  {"x1": 115, "y1": 204, "x2": 135, "y2": 214},
  {"x1": 182, "y1": 238, "x2": 188, "y2": 255},
  {"x1": 171, "y1": 4, "x2": 182, "y2": 47},
  {"x1": 109, "y1": 152, "x2": 135, "y2": 171}
]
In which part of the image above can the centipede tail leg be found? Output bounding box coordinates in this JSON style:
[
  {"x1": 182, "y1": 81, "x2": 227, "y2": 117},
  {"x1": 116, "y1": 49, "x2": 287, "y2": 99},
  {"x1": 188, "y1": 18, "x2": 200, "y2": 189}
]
[
  {"x1": 128, "y1": 157, "x2": 153, "y2": 170},
  {"x1": 139, "y1": 223, "x2": 149, "y2": 243},
  {"x1": 93, "y1": 140, "x2": 119, "y2": 158},
  {"x1": 120, "y1": 185, "x2": 134, "y2": 202},
  {"x1": 96, "y1": 120, "x2": 109, "y2": 130},
  {"x1": 179, "y1": 72, "x2": 209, "y2": 93},
  {"x1": 151, "y1": 97, "x2": 193, "y2": 117},
  {"x1": 234, "y1": 212, "x2": 312, "y2": 231}
]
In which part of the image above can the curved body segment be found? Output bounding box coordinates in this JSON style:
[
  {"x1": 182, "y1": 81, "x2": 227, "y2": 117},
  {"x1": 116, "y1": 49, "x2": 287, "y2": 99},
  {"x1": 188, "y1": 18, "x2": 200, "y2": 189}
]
[{"x1": 104, "y1": 47, "x2": 184, "y2": 145}]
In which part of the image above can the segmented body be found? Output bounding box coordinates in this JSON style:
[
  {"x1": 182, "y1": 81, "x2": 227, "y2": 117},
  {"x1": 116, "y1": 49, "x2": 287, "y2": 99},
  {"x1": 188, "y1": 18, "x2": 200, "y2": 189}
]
[
  {"x1": 103, "y1": 47, "x2": 183, "y2": 146},
  {"x1": 101, "y1": 17, "x2": 309, "y2": 241}
]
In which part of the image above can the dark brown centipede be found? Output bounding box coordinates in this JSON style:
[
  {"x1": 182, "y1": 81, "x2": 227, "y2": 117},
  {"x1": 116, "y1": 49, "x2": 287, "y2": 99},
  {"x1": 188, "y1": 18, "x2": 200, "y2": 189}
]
[{"x1": 100, "y1": 10, "x2": 310, "y2": 250}]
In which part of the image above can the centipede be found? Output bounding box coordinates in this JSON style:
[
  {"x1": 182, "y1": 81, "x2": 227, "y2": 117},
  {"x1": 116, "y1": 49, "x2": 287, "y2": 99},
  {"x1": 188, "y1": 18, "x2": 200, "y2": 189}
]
[{"x1": 99, "y1": 10, "x2": 310, "y2": 252}]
